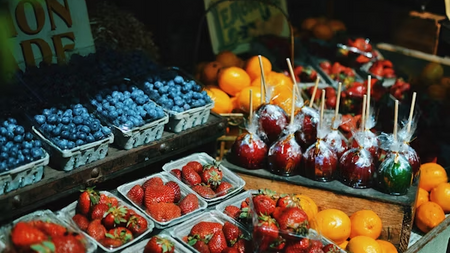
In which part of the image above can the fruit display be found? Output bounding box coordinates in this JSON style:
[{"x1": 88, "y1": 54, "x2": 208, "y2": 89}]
[
  {"x1": 117, "y1": 172, "x2": 207, "y2": 227},
  {"x1": 1, "y1": 210, "x2": 96, "y2": 253},
  {"x1": 0, "y1": 118, "x2": 46, "y2": 172},
  {"x1": 162, "y1": 153, "x2": 245, "y2": 202},
  {"x1": 91, "y1": 85, "x2": 166, "y2": 131},
  {"x1": 33, "y1": 104, "x2": 112, "y2": 150},
  {"x1": 319, "y1": 61, "x2": 357, "y2": 88},
  {"x1": 60, "y1": 189, "x2": 153, "y2": 251}
]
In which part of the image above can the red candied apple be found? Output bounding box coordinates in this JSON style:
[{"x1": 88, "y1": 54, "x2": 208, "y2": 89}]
[
  {"x1": 339, "y1": 148, "x2": 375, "y2": 188},
  {"x1": 323, "y1": 131, "x2": 349, "y2": 159},
  {"x1": 231, "y1": 132, "x2": 268, "y2": 170},
  {"x1": 294, "y1": 108, "x2": 319, "y2": 150},
  {"x1": 303, "y1": 140, "x2": 338, "y2": 182},
  {"x1": 256, "y1": 104, "x2": 288, "y2": 144},
  {"x1": 267, "y1": 134, "x2": 302, "y2": 176}
]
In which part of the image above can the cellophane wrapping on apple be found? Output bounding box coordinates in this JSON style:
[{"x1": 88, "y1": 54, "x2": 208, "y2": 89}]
[{"x1": 323, "y1": 114, "x2": 349, "y2": 159}]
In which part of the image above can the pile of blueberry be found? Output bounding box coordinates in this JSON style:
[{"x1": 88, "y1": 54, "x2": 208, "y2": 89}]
[
  {"x1": 142, "y1": 71, "x2": 213, "y2": 113},
  {"x1": 0, "y1": 118, "x2": 45, "y2": 172},
  {"x1": 34, "y1": 104, "x2": 111, "y2": 150},
  {"x1": 91, "y1": 84, "x2": 165, "y2": 131}
]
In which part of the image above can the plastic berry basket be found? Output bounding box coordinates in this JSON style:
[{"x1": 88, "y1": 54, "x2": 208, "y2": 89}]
[
  {"x1": 120, "y1": 232, "x2": 191, "y2": 253},
  {"x1": 117, "y1": 171, "x2": 208, "y2": 229},
  {"x1": 359, "y1": 61, "x2": 397, "y2": 88},
  {"x1": 215, "y1": 190, "x2": 255, "y2": 230},
  {"x1": 57, "y1": 191, "x2": 154, "y2": 253},
  {"x1": 0, "y1": 209, "x2": 97, "y2": 253},
  {"x1": 0, "y1": 149, "x2": 49, "y2": 196},
  {"x1": 32, "y1": 126, "x2": 114, "y2": 171},
  {"x1": 162, "y1": 152, "x2": 246, "y2": 204}
]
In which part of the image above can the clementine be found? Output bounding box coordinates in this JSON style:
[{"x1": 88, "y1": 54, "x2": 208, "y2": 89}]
[
  {"x1": 201, "y1": 61, "x2": 223, "y2": 84},
  {"x1": 416, "y1": 187, "x2": 430, "y2": 208},
  {"x1": 218, "y1": 67, "x2": 251, "y2": 96},
  {"x1": 312, "y1": 23, "x2": 333, "y2": 41},
  {"x1": 205, "y1": 86, "x2": 232, "y2": 114},
  {"x1": 414, "y1": 201, "x2": 446, "y2": 233},
  {"x1": 346, "y1": 236, "x2": 381, "y2": 253},
  {"x1": 327, "y1": 19, "x2": 346, "y2": 33},
  {"x1": 376, "y1": 239, "x2": 398, "y2": 253},
  {"x1": 270, "y1": 84, "x2": 293, "y2": 116},
  {"x1": 430, "y1": 182, "x2": 450, "y2": 213},
  {"x1": 237, "y1": 86, "x2": 262, "y2": 113},
  {"x1": 311, "y1": 209, "x2": 351, "y2": 244},
  {"x1": 245, "y1": 55, "x2": 272, "y2": 81},
  {"x1": 301, "y1": 17, "x2": 319, "y2": 31},
  {"x1": 418, "y1": 163, "x2": 448, "y2": 191},
  {"x1": 216, "y1": 50, "x2": 243, "y2": 68},
  {"x1": 294, "y1": 194, "x2": 319, "y2": 224},
  {"x1": 349, "y1": 210, "x2": 382, "y2": 239}
]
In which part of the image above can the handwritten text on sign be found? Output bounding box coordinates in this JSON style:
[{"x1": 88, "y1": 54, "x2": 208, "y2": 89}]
[{"x1": 4, "y1": 0, "x2": 95, "y2": 70}]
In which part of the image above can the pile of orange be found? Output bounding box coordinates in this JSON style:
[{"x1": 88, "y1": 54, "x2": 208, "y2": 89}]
[
  {"x1": 414, "y1": 162, "x2": 449, "y2": 233},
  {"x1": 195, "y1": 51, "x2": 295, "y2": 115}
]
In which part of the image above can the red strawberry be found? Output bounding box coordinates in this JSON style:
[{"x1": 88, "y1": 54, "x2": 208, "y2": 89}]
[
  {"x1": 224, "y1": 205, "x2": 241, "y2": 220},
  {"x1": 72, "y1": 214, "x2": 89, "y2": 232},
  {"x1": 126, "y1": 214, "x2": 148, "y2": 236},
  {"x1": 178, "y1": 193, "x2": 199, "y2": 215},
  {"x1": 146, "y1": 202, "x2": 181, "y2": 222},
  {"x1": 276, "y1": 194, "x2": 301, "y2": 209},
  {"x1": 100, "y1": 237, "x2": 123, "y2": 248},
  {"x1": 144, "y1": 235, "x2": 175, "y2": 253},
  {"x1": 192, "y1": 184, "x2": 216, "y2": 199},
  {"x1": 171, "y1": 169, "x2": 182, "y2": 180},
  {"x1": 165, "y1": 181, "x2": 181, "y2": 203},
  {"x1": 322, "y1": 243, "x2": 340, "y2": 253},
  {"x1": 222, "y1": 221, "x2": 242, "y2": 245},
  {"x1": 208, "y1": 230, "x2": 227, "y2": 253},
  {"x1": 275, "y1": 207, "x2": 309, "y2": 239},
  {"x1": 269, "y1": 236, "x2": 286, "y2": 251},
  {"x1": 77, "y1": 187, "x2": 100, "y2": 215},
  {"x1": 107, "y1": 227, "x2": 133, "y2": 244},
  {"x1": 34, "y1": 234, "x2": 86, "y2": 253},
  {"x1": 201, "y1": 163, "x2": 223, "y2": 188},
  {"x1": 127, "y1": 185, "x2": 144, "y2": 206},
  {"x1": 87, "y1": 219, "x2": 107, "y2": 241},
  {"x1": 215, "y1": 182, "x2": 233, "y2": 197},
  {"x1": 182, "y1": 165, "x2": 202, "y2": 186},
  {"x1": 11, "y1": 222, "x2": 46, "y2": 247},
  {"x1": 253, "y1": 194, "x2": 276, "y2": 215},
  {"x1": 143, "y1": 177, "x2": 164, "y2": 191},
  {"x1": 28, "y1": 220, "x2": 67, "y2": 237},
  {"x1": 232, "y1": 238, "x2": 250, "y2": 253},
  {"x1": 90, "y1": 203, "x2": 109, "y2": 220},
  {"x1": 310, "y1": 239, "x2": 323, "y2": 249},
  {"x1": 189, "y1": 221, "x2": 223, "y2": 241},
  {"x1": 253, "y1": 214, "x2": 279, "y2": 251},
  {"x1": 284, "y1": 237, "x2": 311, "y2": 253},
  {"x1": 241, "y1": 198, "x2": 249, "y2": 208},
  {"x1": 145, "y1": 185, "x2": 175, "y2": 208},
  {"x1": 193, "y1": 240, "x2": 210, "y2": 253},
  {"x1": 103, "y1": 206, "x2": 129, "y2": 230},
  {"x1": 309, "y1": 246, "x2": 325, "y2": 253},
  {"x1": 222, "y1": 247, "x2": 239, "y2": 253},
  {"x1": 186, "y1": 161, "x2": 203, "y2": 174},
  {"x1": 99, "y1": 193, "x2": 119, "y2": 207}
]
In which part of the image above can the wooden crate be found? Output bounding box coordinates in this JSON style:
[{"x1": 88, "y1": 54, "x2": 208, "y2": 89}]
[{"x1": 222, "y1": 158, "x2": 418, "y2": 252}]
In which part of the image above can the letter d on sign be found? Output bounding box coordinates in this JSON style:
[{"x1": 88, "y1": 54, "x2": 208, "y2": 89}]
[{"x1": 20, "y1": 38, "x2": 52, "y2": 67}]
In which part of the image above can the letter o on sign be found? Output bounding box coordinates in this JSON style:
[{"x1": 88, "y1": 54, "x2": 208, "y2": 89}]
[{"x1": 15, "y1": 0, "x2": 45, "y2": 35}]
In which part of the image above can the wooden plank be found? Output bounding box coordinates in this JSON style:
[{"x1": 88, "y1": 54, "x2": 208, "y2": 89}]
[{"x1": 0, "y1": 114, "x2": 227, "y2": 224}]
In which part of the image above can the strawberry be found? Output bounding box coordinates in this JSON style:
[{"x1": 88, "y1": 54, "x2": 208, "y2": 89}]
[
  {"x1": 222, "y1": 247, "x2": 239, "y2": 253},
  {"x1": 276, "y1": 194, "x2": 301, "y2": 209},
  {"x1": 186, "y1": 161, "x2": 203, "y2": 174},
  {"x1": 77, "y1": 187, "x2": 100, "y2": 215},
  {"x1": 11, "y1": 222, "x2": 46, "y2": 247},
  {"x1": 72, "y1": 214, "x2": 89, "y2": 231},
  {"x1": 253, "y1": 194, "x2": 276, "y2": 215},
  {"x1": 182, "y1": 165, "x2": 202, "y2": 186},
  {"x1": 165, "y1": 181, "x2": 181, "y2": 203},
  {"x1": 215, "y1": 181, "x2": 233, "y2": 197},
  {"x1": 87, "y1": 219, "x2": 107, "y2": 241},
  {"x1": 222, "y1": 221, "x2": 242, "y2": 246},
  {"x1": 284, "y1": 237, "x2": 311, "y2": 253},
  {"x1": 147, "y1": 202, "x2": 181, "y2": 222},
  {"x1": 275, "y1": 207, "x2": 309, "y2": 240},
  {"x1": 308, "y1": 245, "x2": 325, "y2": 253},
  {"x1": 253, "y1": 214, "x2": 279, "y2": 251},
  {"x1": 223, "y1": 205, "x2": 241, "y2": 220},
  {"x1": 145, "y1": 185, "x2": 175, "y2": 208},
  {"x1": 192, "y1": 240, "x2": 210, "y2": 253},
  {"x1": 127, "y1": 185, "x2": 144, "y2": 206},
  {"x1": 171, "y1": 169, "x2": 182, "y2": 180},
  {"x1": 178, "y1": 193, "x2": 199, "y2": 215},
  {"x1": 232, "y1": 238, "x2": 250, "y2": 253},
  {"x1": 192, "y1": 184, "x2": 216, "y2": 199},
  {"x1": 126, "y1": 214, "x2": 148, "y2": 236},
  {"x1": 189, "y1": 221, "x2": 223, "y2": 241},
  {"x1": 142, "y1": 177, "x2": 164, "y2": 191},
  {"x1": 144, "y1": 235, "x2": 175, "y2": 253},
  {"x1": 99, "y1": 193, "x2": 119, "y2": 207},
  {"x1": 107, "y1": 227, "x2": 133, "y2": 244},
  {"x1": 269, "y1": 236, "x2": 286, "y2": 251},
  {"x1": 241, "y1": 198, "x2": 249, "y2": 208},
  {"x1": 28, "y1": 220, "x2": 67, "y2": 237},
  {"x1": 201, "y1": 162, "x2": 223, "y2": 188},
  {"x1": 100, "y1": 237, "x2": 123, "y2": 248},
  {"x1": 90, "y1": 203, "x2": 109, "y2": 220},
  {"x1": 208, "y1": 230, "x2": 227, "y2": 253},
  {"x1": 103, "y1": 206, "x2": 129, "y2": 229},
  {"x1": 319, "y1": 61, "x2": 331, "y2": 71},
  {"x1": 32, "y1": 234, "x2": 86, "y2": 253},
  {"x1": 310, "y1": 239, "x2": 323, "y2": 249},
  {"x1": 322, "y1": 243, "x2": 340, "y2": 252}
]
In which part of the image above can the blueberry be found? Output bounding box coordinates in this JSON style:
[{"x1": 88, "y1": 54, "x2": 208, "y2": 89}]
[
  {"x1": 73, "y1": 108, "x2": 84, "y2": 116},
  {"x1": 167, "y1": 80, "x2": 175, "y2": 87},
  {"x1": 75, "y1": 139, "x2": 85, "y2": 146},
  {"x1": 17, "y1": 153, "x2": 25, "y2": 163},
  {"x1": 58, "y1": 139, "x2": 68, "y2": 149},
  {"x1": 78, "y1": 125, "x2": 90, "y2": 134},
  {"x1": 52, "y1": 126, "x2": 62, "y2": 136},
  {"x1": 0, "y1": 136, "x2": 6, "y2": 144},
  {"x1": 22, "y1": 148, "x2": 30, "y2": 156},
  {"x1": 101, "y1": 126, "x2": 111, "y2": 135},
  {"x1": 1, "y1": 145, "x2": 7, "y2": 153},
  {"x1": 154, "y1": 81, "x2": 163, "y2": 89},
  {"x1": 24, "y1": 132, "x2": 34, "y2": 141},
  {"x1": 145, "y1": 82, "x2": 154, "y2": 90},
  {"x1": 123, "y1": 91, "x2": 131, "y2": 97},
  {"x1": 183, "y1": 104, "x2": 191, "y2": 111},
  {"x1": 0, "y1": 127, "x2": 6, "y2": 136},
  {"x1": 108, "y1": 110, "x2": 119, "y2": 119},
  {"x1": 47, "y1": 114, "x2": 57, "y2": 124},
  {"x1": 61, "y1": 117, "x2": 70, "y2": 125},
  {"x1": 86, "y1": 135, "x2": 95, "y2": 143},
  {"x1": 67, "y1": 141, "x2": 76, "y2": 149},
  {"x1": 7, "y1": 157, "x2": 16, "y2": 166},
  {"x1": 81, "y1": 113, "x2": 91, "y2": 120},
  {"x1": 13, "y1": 135, "x2": 23, "y2": 143},
  {"x1": 61, "y1": 131, "x2": 70, "y2": 139},
  {"x1": 122, "y1": 121, "x2": 134, "y2": 130},
  {"x1": 33, "y1": 140, "x2": 41, "y2": 148},
  {"x1": 115, "y1": 102, "x2": 124, "y2": 108},
  {"x1": 193, "y1": 84, "x2": 202, "y2": 92},
  {"x1": 30, "y1": 147, "x2": 43, "y2": 158},
  {"x1": 171, "y1": 106, "x2": 184, "y2": 113},
  {"x1": 77, "y1": 132, "x2": 87, "y2": 140},
  {"x1": 138, "y1": 109, "x2": 147, "y2": 118},
  {"x1": 73, "y1": 104, "x2": 83, "y2": 109},
  {"x1": 93, "y1": 131, "x2": 104, "y2": 140},
  {"x1": 13, "y1": 126, "x2": 24, "y2": 135},
  {"x1": 2, "y1": 121, "x2": 9, "y2": 127},
  {"x1": 135, "y1": 96, "x2": 147, "y2": 105},
  {"x1": 90, "y1": 122, "x2": 100, "y2": 132},
  {"x1": 0, "y1": 152, "x2": 8, "y2": 161},
  {"x1": 7, "y1": 118, "x2": 17, "y2": 124},
  {"x1": 159, "y1": 86, "x2": 169, "y2": 94},
  {"x1": 174, "y1": 75, "x2": 184, "y2": 83},
  {"x1": 95, "y1": 94, "x2": 103, "y2": 102},
  {"x1": 73, "y1": 116, "x2": 83, "y2": 125},
  {"x1": 7, "y1": 124, "x2": 15, "y2": 133},
  {"x1": 42, "y1": 109, "x2": 52, "y2": 117}
]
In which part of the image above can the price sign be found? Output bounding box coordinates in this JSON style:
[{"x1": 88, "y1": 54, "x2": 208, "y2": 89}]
[
  {"x1": 3, "y1": 0, "x2": 95, "y2": 70},
  {"x1": 204, "y1": 0, "x2": 289, "y2": 55}
]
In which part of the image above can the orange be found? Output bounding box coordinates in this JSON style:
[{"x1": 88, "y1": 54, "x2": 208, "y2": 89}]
[
  {"x1": 201, "y1": 61, "x2": 223, "y2": 84},
  {"x1": 230, "y1": 96, "x2": 239, "y2": 112},
  {"x1": 376, "y1": 240, "x2": 398, "y2": 253},
  {"x1": 327, "y1": 19, "x2": 346, "y2": 32},
  {"x1": 301, "y1": 17, "x2": 319, "y2": 31},
  {"x1": 245, "y1": 55, "x2": 272, "y2": 81},
  {"x1": 346, "y1": 236, "x2": 381, "y2": 253},
  {"x1": 416, "y1": 187, "x2": 430, "y2": 208},
  {"x1": 270, "y1": 84, "x2": 293, "y2": 116},
  {"x1": 418, "y1": 163, "x2": 448, "y2": 191},
  {"x1": 294, "y1": 194, "x2": 319, "y2": 224},
  {"x1": 205, "y1": 86, "x2": 233, "y2": 114},
  {"x1": 421, "y1": 62, "x2": 444, "y2": 85},
  {"x1": 430, "y1": 182, "x2": 450, "y2": 212},
  {"x1": 311, "y1": 209, "x2": 351, "y2": 244},
  {"x1": 338, "y1": 240, "x2": 349, "y2": 250},
  {"x1": 414, "y1": 201, "x2": 446, "y2": 233},
  {"x1": 349, "y1": 210, "x2": 382, "y2": 239},
  {"x1": 216, "y1": 50, "x2": 243, "y2": 68},
  {"x1": 236, "y1": 86, "x2": 263, "y2": 113},
  {"x1": 218, "y1": 67, "x2": 251, "y2": 96},
  {"x1": 312, "y1": 23, "x2": 334, "y2": 41}
]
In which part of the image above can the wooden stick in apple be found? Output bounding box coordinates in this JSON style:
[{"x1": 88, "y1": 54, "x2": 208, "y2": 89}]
[
  {"x1": 333, "y1": 82, "x2": 342, "y2": 125},
  {"x1": 258, "y1": 55, "x2": 268, "y2": 104},
  {"x1": 320, "y1": 89, "x2": 326, "y2": 129},
  {"x1": 249, "y1": 89, "x2": 253, "y2": 123},
  {"x1": 286, "y1": 58, "x2": 299, "y2": 124},
  {"x1": 365, "y1": 75, "x2": 371, "y2": 131},
  {"x1": 361, "y1": 95, "x2": 367, "y2": 132},
  {"x1": 407, "y1": 92, "x2": 417, "y2": 133},
  {"x1": 309, "y1": 76, "x2": 321, "y2": 108},
  {"x1": 394, "y1": 99, "x2": 399, "y2": 163}
]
